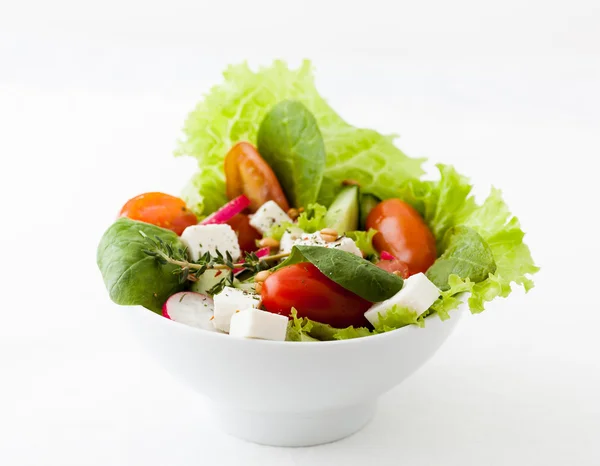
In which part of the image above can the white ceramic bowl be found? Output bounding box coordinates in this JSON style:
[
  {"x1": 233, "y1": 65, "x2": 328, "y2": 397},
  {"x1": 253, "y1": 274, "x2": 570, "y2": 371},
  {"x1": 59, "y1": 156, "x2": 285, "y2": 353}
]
[{"x1": 120, "y1": 303, "x2": 464, "y2": 447}]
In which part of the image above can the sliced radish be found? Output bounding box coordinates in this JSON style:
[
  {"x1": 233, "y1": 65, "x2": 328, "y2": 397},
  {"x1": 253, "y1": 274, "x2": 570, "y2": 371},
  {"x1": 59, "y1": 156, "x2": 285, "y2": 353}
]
[
  {"x1": 233, "y1": 247, "x2": 271, "y2": 275},
  {"x1": 380, "y1": 251, "x2": 396, "y2": 260},
  {"x1": 163, "y1": 292, "x2": 216, "y2": 331},
  {"x1": 200, "y1": 195, "x2": 250, "y2": 225},
  {"x1": 255, "y1": 247, "x2": 270, "y2": 259}
]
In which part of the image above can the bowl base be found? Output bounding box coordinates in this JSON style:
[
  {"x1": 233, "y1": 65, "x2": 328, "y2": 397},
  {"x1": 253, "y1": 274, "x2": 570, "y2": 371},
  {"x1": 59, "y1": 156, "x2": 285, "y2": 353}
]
[{"x1": 212, "y1": 401, "x2": 377, "y2": 447}]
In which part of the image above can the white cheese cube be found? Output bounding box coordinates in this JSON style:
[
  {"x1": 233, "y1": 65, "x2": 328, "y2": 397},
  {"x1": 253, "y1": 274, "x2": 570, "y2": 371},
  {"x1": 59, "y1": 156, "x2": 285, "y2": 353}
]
[
  {"x1": 181, "y1": 224, "x2": 241, "y2": 262},
  {"x1": 229, "y1": 308, "x2": 288, "y2": 341},
  {"x1": 364, "y1": 273, "x2": 441, "y2": 326},
  {"x1": 335, "y1": 237, "x2": 363, "y2": 257},
  {"x1": 294, "y1": 232, "x2": 362, "y2": 257},
  {"x1": 213, "y1": 286, "x2": 262, "y2": 333},
  {"x1": 249, "y1": 201, "x2": 293, "y2": 234},
  {"x1": 279, "y1": 226, "x2": 304, "y2": 254}
]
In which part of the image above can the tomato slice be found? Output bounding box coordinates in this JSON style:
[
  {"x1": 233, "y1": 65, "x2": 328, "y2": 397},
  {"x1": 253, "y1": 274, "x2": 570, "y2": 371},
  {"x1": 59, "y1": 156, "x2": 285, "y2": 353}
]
[
  {"x1": 119, "y1": 192, "x2": 197, "y2": 235},
  {"x1": 375, "y1": 259, "x2": 410, "y2": 279},
  {"x1": 261, "y1": 263, "x2": 372, "y2": 328},
  {"x1": 226, "y1": 213, "x2": 261, "y2": 253},
  {"x1": 224, "y1": 142, "x2": 290, "y2": 212},
  {"x1": 366, "y1": 199, "x2": 436, "y2": 276}
]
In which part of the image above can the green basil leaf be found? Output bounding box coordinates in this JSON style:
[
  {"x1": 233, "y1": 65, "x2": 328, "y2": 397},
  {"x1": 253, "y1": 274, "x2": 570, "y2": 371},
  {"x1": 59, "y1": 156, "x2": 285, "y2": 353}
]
[
  {"x1": 257, "y1": 100, "x2": 326, "y2": 207},
  {"x1": 426, "y1": 225, "x2": 496, "y2": 291},
  {"x1": 97, "y1": 218, "x2": 187, "y2": 313},
  {"x1": 292, "y1": 245, "x2": 403, "y2": 302}
]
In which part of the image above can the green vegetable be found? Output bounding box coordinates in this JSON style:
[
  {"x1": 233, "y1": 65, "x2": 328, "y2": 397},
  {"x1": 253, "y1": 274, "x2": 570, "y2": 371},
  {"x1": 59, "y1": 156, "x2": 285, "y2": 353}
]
[
  {"x1": 286, "y1": 309, "x2": 373, "y2": 341},
  {"x1": 373, "y1": 305, "x2": 426, "y2": 332},
  {"x1": 97, "y1": 218, "x2": 187, "y2": 313},
  {"x1": 286, "y1": 309, "x2": 319, "y2": 342},
  {"x1": 266, "y1": 222, "x2": 294, "y2": 241},
  {"x1": 430, "y1": 275, "x2": 474, "y2": 320},
  {"x1": 426, "y1": 226, "x2": 496, "y2": 291},
  {"x1": 277, "y1": 245, "x2": 403, "y2": 302},
  {"x1": 180, "y1": 170, "x2": 228, "y2": 218},
  {"x1": 191, "y1": 269, "x2": 226, "y2": 296},
  {"x1": 257, "y1": 100, "x2": 326, "y2": 207},
  {"x1": 176, "y1": 60, "x2": 424, "y2": 215},
  {"x1": 324, "y1": 185, "x2": 359, "y2": 234},
  {"x1": 399, "y1": 164, "x2": 538, "y2": 314},
  {"x1": 346, "y1": 229, "x2": 379, "y2": 259},
  {"x1": 332, "y1": 326, "x2": 374, "y2": 340},
  {"x1": 296, "y1": 203, "x2": 328, "y2": 233},
  {"x1": 359, "y1": 193, "x2": 381, "y2": 229}
]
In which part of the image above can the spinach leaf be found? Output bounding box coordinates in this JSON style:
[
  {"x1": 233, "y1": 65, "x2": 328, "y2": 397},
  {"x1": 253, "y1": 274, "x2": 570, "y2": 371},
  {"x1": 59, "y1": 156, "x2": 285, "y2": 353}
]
[
  {"x1": 97, "y1": 218, "x2": 187, "y2": 313},
  {"x1": 426, "y1": 225, "x2": 496, "y2": 291},
  {"x1": 277, "y1": 245, "x2": 403, "y2": 302},
  {"x1": 257, "y1": 100, "x2": 326, "y2": 207}
]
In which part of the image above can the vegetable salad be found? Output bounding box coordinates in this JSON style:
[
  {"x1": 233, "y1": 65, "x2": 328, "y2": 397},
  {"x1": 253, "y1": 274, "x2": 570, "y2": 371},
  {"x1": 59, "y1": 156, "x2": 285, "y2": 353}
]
[{"x1": 97, "y1": 61, "x2": 538, "y2": 342}]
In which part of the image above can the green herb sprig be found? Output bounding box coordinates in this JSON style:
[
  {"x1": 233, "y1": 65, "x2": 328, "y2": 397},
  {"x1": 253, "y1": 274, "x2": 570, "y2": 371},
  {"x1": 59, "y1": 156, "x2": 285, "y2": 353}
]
[{"x1": 139, "y1": 231, "x2": 289, "y2": 287}]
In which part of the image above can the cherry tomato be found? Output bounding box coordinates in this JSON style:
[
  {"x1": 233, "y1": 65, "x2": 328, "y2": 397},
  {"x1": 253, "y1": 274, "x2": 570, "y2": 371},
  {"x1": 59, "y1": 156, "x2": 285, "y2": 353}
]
[
  {"x1": 226, "y1": 213, "x2": 261, "y2": 253},
  {"x1": 366, "y1": 199, "x2": 436, "y2": 276},
  {"x1": 224, "y1": 142, "x2": 290, "y2": 212},
  {"x1": 261, "y1": 263, "x2": 372, "y2": 328},
  {"x1": 119, "y1": 192, "x2": 197, "y2": 236},
  {"x1": 375, "y1": 259, "x2": 410, "y2": 279}
]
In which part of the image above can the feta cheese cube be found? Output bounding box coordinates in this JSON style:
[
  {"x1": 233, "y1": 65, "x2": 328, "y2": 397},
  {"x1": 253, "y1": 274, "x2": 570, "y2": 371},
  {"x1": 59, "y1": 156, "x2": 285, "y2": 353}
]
[
  {"x1": 279, "y1": 226, "x2": 304, "y2": 254},
  {"x1": 213, "y1": 286, "x2": 262, "y2": 333},
  {"x1": 294, "y1": 232, "x2": 362, "y2": 257},
  {"x1": 229, "y1": 308, "x2": 288, "y2": 341},
  {"x1": 249, "y1": 201, "x2": 293, "y2": 234},
  {"x1": 181, "y1": 224, "x2": 241, "y2": 262},
  {"x1": 364, "y1": 273, "x2": 441, "y2": 326}
]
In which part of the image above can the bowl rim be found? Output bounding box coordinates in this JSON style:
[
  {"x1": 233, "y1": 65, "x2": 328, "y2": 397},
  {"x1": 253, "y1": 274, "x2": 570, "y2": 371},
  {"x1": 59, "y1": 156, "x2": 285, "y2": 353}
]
[{"x1": 123, "y1": 297, "x2": 467, "y2": 348}]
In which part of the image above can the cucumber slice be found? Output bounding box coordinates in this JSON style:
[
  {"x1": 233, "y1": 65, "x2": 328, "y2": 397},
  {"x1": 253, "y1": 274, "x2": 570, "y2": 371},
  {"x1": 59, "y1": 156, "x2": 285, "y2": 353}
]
[
  {"x1": 359, "y1": 193, "x2": 381, "y2": 229},
  {"x1": 324, "y1": 186, "x2": 359, "y2": 234}
]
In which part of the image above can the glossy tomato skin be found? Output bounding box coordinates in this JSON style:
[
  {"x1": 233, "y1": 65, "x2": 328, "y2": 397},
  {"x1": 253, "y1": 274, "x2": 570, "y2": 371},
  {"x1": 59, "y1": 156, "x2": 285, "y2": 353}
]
[
  {"x1": 226, "y1": 213, "x2": 261, "y2": 253},
  {"x1": 375, "y1": 259, "x2": 410, "y2": 279},
  {"x1": 366, "y1": 199, "x2": 436, "y2": 276},
  {"x1": 119, "y1": 192, "x2": 197, "y2": 235},
  {"x1": 261, "y1": 263, "x2": 372, "y2": 328},
  {"x1": 224, "y1": 142, "x2": 290, "y2": 212}
]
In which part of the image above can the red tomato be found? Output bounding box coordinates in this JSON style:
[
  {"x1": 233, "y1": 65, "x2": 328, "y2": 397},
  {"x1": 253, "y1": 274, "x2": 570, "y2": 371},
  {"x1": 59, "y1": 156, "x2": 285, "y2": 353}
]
[
  {"x1": 224, "y1": 142, "x2": 290, "y2": 212},
  {"x1": 226, "y1": 213, "x2": 261, "y2": 253},
  {"x1": 366, "y1": 199, "x2": 436, "y2": 276},
  {"x1": 375, "y1": 259, "x2": 410, "y2": 279},
  {"x1": 119, "y1": 192, "x2": 197, "y2": 235},
  {"x1": 261, "y1": 263, "x2": 372, "y2": 328}
]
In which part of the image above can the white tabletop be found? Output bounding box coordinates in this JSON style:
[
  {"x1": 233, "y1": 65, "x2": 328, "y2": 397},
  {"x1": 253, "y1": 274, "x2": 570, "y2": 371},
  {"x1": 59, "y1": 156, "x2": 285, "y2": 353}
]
[{"x1": 1, "y1": 2, "x2": 599, "y2": 464}]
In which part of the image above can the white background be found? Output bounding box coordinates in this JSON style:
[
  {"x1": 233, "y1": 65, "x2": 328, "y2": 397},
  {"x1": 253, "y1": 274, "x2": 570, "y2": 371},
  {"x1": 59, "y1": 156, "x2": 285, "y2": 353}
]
[{"x1": 1, "y1": 1, "x2": 599, "y2": 464}]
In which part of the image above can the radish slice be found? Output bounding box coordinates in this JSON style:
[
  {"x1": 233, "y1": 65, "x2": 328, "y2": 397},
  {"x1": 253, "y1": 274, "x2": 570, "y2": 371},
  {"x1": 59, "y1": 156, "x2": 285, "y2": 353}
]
[
  {"x1": 200, "y1": 195, "x2": 250, "y2": 225},
  {"x1": 163, "y1": 292, "x2": 216, "y2": 331},
  {"x1": 233, "y1": 247, "x2": 271, "y2": 275},
  {"x1": 255, "y1": 247, "x2": 270, "y2": 259},
  {"x1": 380, "y1": 251, "x2": 396, "y2": 261}
]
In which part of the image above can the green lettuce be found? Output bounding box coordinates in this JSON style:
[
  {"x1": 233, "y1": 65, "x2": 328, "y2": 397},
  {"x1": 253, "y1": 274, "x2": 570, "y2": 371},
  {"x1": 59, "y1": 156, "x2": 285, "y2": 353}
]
[
  {"x1": 373, "y1": 305, "x2": 426, "y2": 331},
  {"x1": 296, "y1": 203, "x2": 328, "y2": 233},
  {"x1": 286, "y1": 309, "x2": 374, "y2": 341},
  {"x1": 398, "y1": 165, "x2": 539, "y2": 315},
  {"x1": 346, "y1": 229, "x2": 378, "y2": 259},
  {"x1": 176, "y1": 60, "x2": 424, "y2": 214}
]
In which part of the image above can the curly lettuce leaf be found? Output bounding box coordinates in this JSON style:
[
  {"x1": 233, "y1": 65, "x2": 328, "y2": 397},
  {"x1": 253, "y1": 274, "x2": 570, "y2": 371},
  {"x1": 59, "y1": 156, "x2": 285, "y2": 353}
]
[
  {"x1": 373, "y1": 305, "x2": 426, "y2": 332},
  {"x1": 176, "y1": 60, "x2": 424, "y2": 214},
  {"x1": 333, "y1": 326, "x2": 374, "y2": 340},
  {"x1": 181, "y1": 170, "x2": 228, "y2": 218},
  {"x1": 297, "y1": 203, "x2": 327, "y2": 233},
  {"x1": 430, "y1": 275, "x2": 474, "y2": 320},
  {"x1": 346, "y1": 229, "x2": 378, "y2": 259},
  {"x1": 266, "y1": 222, "x2": 294, "y2": 241},
  {"x1": 399, "y1": 165, "x2": 538, "y2": 315}
]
